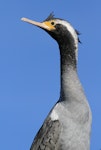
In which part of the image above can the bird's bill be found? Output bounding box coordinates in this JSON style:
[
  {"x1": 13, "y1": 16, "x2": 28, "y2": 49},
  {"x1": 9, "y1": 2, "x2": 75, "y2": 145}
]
[{"x1": 21, "y1": 17, "x2": 55, "y2": 31}]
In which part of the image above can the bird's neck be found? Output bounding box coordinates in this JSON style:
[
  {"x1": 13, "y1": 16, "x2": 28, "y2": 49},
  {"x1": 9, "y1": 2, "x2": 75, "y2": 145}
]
[
  {"x1": 59, "y1": 44, "x2": 81, "y2": 102},
  {"x1": 59, "y1": 40, "x2": 78, "y2": 68}
]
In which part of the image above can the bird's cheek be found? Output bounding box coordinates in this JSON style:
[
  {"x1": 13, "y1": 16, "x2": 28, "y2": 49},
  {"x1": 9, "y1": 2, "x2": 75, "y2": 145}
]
[{"x1": 44, "y1": 21, "x2": 56, "y2": 30}]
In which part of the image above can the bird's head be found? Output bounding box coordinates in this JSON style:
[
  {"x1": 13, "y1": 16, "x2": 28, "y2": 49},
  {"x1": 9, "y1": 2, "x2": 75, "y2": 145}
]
[{"x1": 21, "y1": 13, "x2": 79, "y2": 49}]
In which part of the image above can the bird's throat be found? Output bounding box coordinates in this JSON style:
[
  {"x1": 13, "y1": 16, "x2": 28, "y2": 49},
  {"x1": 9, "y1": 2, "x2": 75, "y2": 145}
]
[
  {"x1": 59, "y1": 44, "x2": 77, "y2": 69},
  {"x1": 59, "y1": 45, "x2": 78, "y2": 101}
]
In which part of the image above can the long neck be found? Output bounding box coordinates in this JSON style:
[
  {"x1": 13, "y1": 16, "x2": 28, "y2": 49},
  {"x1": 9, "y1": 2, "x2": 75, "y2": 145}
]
[
  {"x1": 59, "y1": 44, "x2": 82, "y2": 102},
  {"x1": 60, "y1": 44, "x2": 77, "y2": 70}
]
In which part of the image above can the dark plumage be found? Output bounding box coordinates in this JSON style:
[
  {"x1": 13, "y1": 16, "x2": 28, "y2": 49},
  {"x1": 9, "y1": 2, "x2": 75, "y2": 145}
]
[
  {"x1": 21, "y1": 14, "x2": 92, "y2": 150},
  {"x1": 44, "y1": 12, "x2": 55, "y2": 21}
]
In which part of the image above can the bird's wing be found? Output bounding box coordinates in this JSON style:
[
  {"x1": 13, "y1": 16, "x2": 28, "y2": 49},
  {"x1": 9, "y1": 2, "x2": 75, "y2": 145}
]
[{"x1": 30, "y1": 117, "x2": 61, "y2": 150}]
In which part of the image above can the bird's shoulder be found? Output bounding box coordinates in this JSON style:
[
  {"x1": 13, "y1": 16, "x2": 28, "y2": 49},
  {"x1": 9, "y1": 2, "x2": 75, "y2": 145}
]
[{"x1": 30, "y1": 115, "x2": 61, "y2": 150}]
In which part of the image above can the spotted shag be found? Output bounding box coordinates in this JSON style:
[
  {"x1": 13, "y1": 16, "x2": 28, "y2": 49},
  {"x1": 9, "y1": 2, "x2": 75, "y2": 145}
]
[{"x1": 21, "y1": 14, "x2": 92, "y2": 150}]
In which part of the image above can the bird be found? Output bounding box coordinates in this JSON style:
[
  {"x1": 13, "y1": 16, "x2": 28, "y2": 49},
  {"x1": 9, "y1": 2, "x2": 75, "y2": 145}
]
[{"x1": 21, "y1": 13, "x2": 92, "y2": 150}]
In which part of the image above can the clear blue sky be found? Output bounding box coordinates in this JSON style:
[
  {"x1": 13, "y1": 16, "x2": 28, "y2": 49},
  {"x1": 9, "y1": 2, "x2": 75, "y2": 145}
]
[{"x1": 0, "y1": 0, "x2": 101, "y2": 149}]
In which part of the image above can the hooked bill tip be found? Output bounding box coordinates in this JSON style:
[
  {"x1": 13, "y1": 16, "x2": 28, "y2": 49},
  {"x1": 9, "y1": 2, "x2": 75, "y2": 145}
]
[{"x1": 21, "y1": 17, "x2": 27, "y2": 22}]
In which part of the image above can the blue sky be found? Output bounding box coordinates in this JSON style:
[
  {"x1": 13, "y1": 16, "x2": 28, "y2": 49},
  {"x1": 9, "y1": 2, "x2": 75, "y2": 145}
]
[{"x1": 0, "y1": 0, "x2": 101, "y2": 149}]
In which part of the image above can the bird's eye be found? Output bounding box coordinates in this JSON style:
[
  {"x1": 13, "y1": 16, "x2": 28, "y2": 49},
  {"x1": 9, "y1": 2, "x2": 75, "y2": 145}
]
[{"x1": 51, "y1": 21, "x2": 55, "y2": 25}]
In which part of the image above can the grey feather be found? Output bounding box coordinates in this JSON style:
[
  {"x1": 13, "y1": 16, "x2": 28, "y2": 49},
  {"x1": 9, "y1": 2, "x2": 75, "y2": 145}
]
[{"x1": 30, "y1": 117, "x2": 61, "y2": 150}]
